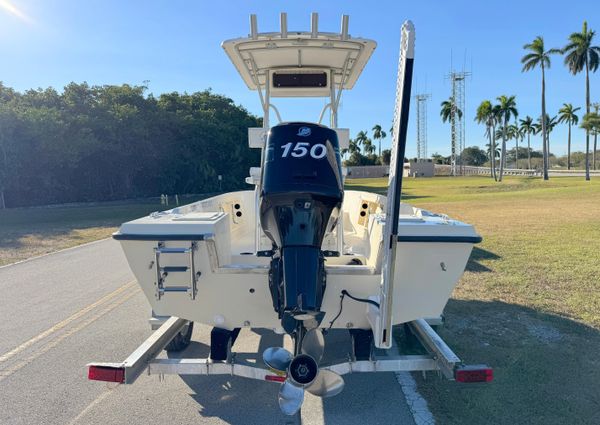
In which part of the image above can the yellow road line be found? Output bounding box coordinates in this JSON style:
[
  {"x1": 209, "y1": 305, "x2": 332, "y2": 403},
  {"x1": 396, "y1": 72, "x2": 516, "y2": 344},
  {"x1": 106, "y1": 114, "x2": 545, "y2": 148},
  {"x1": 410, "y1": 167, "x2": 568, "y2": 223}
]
[
  {"x1": 0, "y1": 280, "x2": 137, "y2": 363},
  {"x1": 0, "y1": 287, "x2": 140, "y2": 382}
]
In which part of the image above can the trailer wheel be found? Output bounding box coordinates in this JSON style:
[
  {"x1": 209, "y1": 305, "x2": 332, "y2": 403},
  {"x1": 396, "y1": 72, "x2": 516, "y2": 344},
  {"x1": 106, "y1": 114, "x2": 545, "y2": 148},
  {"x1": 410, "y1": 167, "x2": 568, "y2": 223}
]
[{"x1": 165, "y1": 321, "x2": 194, "y2": 352}]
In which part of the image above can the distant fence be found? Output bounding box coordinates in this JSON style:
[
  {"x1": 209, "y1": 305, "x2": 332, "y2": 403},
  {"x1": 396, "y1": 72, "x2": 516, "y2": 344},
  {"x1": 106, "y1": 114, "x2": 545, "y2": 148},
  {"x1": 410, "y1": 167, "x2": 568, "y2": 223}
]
[
  {"x1": 547, "y1": 169, "x2": 600, "y2": 176},
  {"x1": 345, "y1": 164, "x2": 599, "y2": 178},
  {"x1": 434, "y1": 164, "x2": 538, "y2": 176}
]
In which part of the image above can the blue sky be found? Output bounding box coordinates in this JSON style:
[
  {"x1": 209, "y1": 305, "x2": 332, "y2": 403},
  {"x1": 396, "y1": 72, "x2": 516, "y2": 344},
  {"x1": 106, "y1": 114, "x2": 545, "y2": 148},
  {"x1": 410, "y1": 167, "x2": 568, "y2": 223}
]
[{"x1": 1, "y1": 0, "x2": 599, "y2": 158}]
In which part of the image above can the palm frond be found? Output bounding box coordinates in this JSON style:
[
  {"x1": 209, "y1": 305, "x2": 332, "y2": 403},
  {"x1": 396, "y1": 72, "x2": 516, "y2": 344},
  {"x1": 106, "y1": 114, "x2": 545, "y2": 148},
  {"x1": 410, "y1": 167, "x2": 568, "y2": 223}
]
[
  {"x1": 589, "y1": 48, "x2": 599, "y2": 72},
  {"x1": 520, "y1": 53, "x2": 539, "y2": 64}
]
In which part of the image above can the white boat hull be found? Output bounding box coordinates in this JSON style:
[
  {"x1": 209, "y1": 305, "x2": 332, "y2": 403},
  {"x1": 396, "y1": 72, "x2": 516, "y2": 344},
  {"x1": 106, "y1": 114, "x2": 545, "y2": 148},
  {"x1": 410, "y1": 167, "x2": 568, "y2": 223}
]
[{"x1": 115, "y1": 190, "x2": 480, "y2": 331}]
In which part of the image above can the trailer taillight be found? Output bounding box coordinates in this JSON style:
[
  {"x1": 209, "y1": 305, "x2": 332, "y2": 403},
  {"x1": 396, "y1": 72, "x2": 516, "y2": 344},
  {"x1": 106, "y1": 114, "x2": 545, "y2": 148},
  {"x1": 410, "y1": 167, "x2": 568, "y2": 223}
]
[
  {"x1": 265, "y1": 375, "x2": 286, "y2": 383},
  {"x1": 454, "y1": 365, "x2": 493, "y2": 383},
  {"x1": 88, "y1": 365, "x2": 125, "y2": 383}
]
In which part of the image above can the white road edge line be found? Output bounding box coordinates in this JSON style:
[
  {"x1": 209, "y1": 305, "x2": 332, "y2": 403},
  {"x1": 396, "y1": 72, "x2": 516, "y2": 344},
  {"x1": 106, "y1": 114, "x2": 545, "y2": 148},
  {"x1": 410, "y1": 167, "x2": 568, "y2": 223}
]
[
  {"x1": 66, "y1": 389, "x2": 115, "y2": 425},
  {"x1": 388, "y1": 340, "x2": 435, "y2": 425},
  {"x1": 395, "y1": 372, "x2": 435, "y2": 425},
  {"x1": 0, "y1": 237, "x2": 111, "y2": 270}
]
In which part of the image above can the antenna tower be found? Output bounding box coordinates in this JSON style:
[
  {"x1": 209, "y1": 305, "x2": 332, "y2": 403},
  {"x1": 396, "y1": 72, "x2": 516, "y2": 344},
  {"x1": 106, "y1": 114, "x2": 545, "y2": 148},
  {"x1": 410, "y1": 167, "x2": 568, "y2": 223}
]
[
  {"x1": 447, "y1": 71, "x2": 471, "y2": 175},
  {"x1": 414, "y1": 94, "x2": 431, "y2": 161}
]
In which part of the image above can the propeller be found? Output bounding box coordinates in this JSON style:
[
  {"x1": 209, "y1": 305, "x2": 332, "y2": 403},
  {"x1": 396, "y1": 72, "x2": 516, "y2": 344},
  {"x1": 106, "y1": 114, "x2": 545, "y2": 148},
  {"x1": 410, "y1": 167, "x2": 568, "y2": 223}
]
[
  {"x1": 301, "y1": 326, "x2": 324, "y2": 362},
  {"x1": 262, "y1": 347, "x2": 293, "y2": 374},
  {"x1": 263, "y1": 329, "x2": 345, "y2": 416}
]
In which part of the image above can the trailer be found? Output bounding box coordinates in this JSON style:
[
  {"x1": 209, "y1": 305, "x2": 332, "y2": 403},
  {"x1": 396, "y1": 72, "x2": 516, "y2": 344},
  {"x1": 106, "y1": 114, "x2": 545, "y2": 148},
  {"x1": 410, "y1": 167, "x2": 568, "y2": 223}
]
[{"x1": 88, "y1": 316, "x2": 492, "y2": 386}]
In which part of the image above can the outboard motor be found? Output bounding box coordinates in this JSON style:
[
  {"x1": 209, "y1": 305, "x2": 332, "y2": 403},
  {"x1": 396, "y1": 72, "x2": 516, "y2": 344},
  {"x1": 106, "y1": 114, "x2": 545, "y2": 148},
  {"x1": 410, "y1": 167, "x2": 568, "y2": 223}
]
[{"x1": 260, "y1": 122, "x2": 343, "y2": 330}]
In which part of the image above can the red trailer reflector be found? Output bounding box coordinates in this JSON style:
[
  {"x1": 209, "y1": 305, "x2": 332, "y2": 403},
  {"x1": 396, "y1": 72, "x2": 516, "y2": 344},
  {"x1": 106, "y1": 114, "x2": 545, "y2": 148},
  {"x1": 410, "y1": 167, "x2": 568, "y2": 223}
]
[
  {"x1": 265, "y1": 375, "x2": 286, "y2": 383},
  {"x1": 88, "y1": 365, "x2": 125, "y2": 383},
  {"x1": 455, "y1": 365, "x2": 493, "y2": 383}
]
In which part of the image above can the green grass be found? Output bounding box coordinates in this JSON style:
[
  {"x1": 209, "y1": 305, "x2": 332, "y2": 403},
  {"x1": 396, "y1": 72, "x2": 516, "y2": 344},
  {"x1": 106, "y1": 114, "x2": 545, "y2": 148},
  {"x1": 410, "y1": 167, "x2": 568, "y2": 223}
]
[
  {"x1": 0, "y1": 199, "x2": 186, "y2": 266},
  {"x1": 347, "y1": 176, "x2": 600, "y2": 425}
]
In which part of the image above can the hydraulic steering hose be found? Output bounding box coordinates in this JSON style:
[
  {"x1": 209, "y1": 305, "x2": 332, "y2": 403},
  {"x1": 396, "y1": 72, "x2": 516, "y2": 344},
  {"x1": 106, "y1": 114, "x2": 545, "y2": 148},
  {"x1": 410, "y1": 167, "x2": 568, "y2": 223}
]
[{"x1": 327, "y1": 289, "x2": 380, "y2": 330}]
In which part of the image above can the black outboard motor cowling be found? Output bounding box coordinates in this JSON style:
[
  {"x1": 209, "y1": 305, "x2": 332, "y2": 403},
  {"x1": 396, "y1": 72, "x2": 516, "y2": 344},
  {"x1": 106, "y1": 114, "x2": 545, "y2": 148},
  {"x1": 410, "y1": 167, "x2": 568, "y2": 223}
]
[{"x1": 260, "y1": 122, "x2": 343, "y2": 326}]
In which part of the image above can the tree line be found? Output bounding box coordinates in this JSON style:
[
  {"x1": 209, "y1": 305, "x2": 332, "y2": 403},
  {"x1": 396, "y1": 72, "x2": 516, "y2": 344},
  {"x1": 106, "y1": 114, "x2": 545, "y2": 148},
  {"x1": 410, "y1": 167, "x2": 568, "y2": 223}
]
[
  {"x1": 342, "y1": 124, "x2": 393, "y2": 166},
  {"x1": 0, "y1": 83, "x2": 260, "y2": 208}
]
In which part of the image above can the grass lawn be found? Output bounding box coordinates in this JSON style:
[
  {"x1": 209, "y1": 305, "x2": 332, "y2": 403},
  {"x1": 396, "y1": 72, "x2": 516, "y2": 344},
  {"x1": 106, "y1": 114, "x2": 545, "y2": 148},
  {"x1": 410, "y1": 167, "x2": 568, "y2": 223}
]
[
  {"x1": 0, "y1": 198, "x2": 195, "y2": 266},
  {"x1": 347, "y1": 176, "x2": 600, "y2": 425}
]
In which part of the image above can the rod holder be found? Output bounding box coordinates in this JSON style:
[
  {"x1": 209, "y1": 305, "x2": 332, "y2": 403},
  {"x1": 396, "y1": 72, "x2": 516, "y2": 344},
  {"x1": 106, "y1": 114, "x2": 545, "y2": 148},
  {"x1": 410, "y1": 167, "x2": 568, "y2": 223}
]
[
  {"x1": 250, "y1": 14, "x2": 258, "y2": 40},
  {"x1": 280, "y1": 12, "x2": 287, "y2": 38},
  {"x1": 311, "y1": 12, "x2": 318, "y2": 38},
  {"x1": 341, "y1": 15, "x2": 349, "y2": 40}
]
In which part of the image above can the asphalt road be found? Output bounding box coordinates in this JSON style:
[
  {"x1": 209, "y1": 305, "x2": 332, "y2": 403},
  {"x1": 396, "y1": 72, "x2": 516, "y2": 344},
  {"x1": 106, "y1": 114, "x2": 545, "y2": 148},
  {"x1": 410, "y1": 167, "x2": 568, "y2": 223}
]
[{"x1": 0, "y1": 239, "x2": 416, "y2": 425}]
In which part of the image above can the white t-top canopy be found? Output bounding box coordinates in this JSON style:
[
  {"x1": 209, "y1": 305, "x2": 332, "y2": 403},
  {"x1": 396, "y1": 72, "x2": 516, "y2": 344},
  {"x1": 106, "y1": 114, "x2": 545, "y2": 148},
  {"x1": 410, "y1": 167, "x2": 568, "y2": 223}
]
[{"x1": 221, "y1": 14, "x2": 376, "y2": 97}]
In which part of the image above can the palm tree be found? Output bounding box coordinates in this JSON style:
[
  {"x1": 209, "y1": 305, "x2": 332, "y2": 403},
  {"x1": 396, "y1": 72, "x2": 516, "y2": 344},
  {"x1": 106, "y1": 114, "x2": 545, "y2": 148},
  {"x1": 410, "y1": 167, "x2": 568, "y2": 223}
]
[
  {"x1": 580, "y1": 112, "x2": 600, "y2": 169},
  {"x1": 547, "y1": 115, "x2": 559, "y2": 143},
  {"x1": 593, "y1": 103, "x2": 600, "y2": 169},
  {"x1": 363, "y1": 138, "x2": 376, "y2": 155},
  {"x1": 485, "y1": 142, "x2": 501, "y2": 167},
  {"x1": 372, "y1": 124, "x2": 387, "y2": 158},
  {"x1": 495, "y1": 123, "x2": 519, "y2": 168},
  {"x1": 348, "y1": 138, "x2": 361, "y2": 154},
  {"x1": 510, "y1": 123, "x2": 523, "y2": 169},
  {"x1": 440, "y1": 97, "x2": 463, "y2": 175},
  {"x1": 475, "y1": 100, "x2": 498, "y2": 180},
  {"x1": 519, "y1": 116, "x2": 535, "y2": 169},
  {"x1": 562, "y1": 21, "x2": 600, "y2": 180},
  {"x1": 495, "y1": 95, "x2": 518, "y2": 180},
  {"x1": 522, "y1": 36, "x2": 560, "y2": 180},
  {"x1": 557, "y1": 103, "x2": 581, "y2": 169},
  {"x1": 534, "y1": 114, "x2": 558, "y2": 166},
  {"x1": 517, "y1": 126, "x2": 525, "y2": 169},
  {"x1": 355, "y1": 130, "x2": 369, "y2": 151}
]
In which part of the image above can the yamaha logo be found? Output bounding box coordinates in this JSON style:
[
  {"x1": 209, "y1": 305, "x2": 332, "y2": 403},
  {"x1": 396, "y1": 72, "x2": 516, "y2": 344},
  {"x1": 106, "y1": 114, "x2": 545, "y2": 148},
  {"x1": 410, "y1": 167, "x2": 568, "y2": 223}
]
[{"x1": 297, "y1": 127, "x2": 311, "y2": 137}]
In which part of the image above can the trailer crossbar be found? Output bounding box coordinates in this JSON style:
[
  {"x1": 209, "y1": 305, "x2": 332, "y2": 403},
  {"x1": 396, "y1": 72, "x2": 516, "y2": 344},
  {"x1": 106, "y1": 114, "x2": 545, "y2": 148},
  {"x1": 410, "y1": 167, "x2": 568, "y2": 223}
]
[{"x1": 145, "y1": 355, "x2": 438, "y2": 380}]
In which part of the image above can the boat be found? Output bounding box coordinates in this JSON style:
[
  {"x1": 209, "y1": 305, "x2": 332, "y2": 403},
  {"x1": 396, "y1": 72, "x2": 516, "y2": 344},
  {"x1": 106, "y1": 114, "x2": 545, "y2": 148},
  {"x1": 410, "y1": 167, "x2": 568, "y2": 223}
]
[{"x1": 89, "y1": 13, "x2": 490, "y2": 416}]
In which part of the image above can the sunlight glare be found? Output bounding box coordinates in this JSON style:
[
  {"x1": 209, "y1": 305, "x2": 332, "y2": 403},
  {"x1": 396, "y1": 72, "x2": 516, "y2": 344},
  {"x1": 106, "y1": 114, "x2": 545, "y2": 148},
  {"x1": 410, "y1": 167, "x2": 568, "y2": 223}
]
[{"x1": 0, "y1": 0, "x2": 34, "y2": 24}]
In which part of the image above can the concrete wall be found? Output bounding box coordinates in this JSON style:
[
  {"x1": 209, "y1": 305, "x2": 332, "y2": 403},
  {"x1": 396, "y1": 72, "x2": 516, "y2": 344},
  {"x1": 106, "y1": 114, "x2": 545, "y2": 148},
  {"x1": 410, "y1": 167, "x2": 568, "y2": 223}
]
[
  {"x1": 345, "y1": 165, "x2": 389, "y2": 179},
  {"x1": 404, "y1": 160, "x2": 434, "y2": 177},
  {"x1": 345, "y1": 161, "x2": 435, "y2": 179}
]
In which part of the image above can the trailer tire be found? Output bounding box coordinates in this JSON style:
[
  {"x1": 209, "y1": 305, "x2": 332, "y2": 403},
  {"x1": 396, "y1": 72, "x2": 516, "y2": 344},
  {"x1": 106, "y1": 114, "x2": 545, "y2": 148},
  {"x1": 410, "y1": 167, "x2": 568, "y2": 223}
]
[{"x1": 165, "y1": 321, "x2": 194, "y2": 352}]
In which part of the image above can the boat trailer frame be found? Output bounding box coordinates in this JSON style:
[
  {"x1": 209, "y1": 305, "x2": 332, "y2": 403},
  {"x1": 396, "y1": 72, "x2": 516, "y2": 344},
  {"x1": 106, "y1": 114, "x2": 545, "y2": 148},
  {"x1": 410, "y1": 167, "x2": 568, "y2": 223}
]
[{"x1": 88, "y1": 317, "x2": 492, "y2": 385}]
